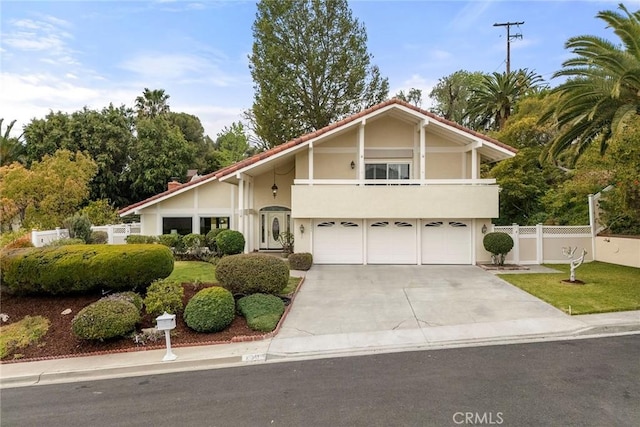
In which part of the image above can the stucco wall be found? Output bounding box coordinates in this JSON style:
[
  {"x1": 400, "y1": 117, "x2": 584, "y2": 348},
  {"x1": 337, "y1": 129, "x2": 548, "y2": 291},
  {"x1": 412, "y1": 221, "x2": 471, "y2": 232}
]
[
  {"x1": 365, "y1": 116, "x2": 414, "y2": 148},
  {"x1": 596, "y1": 236, "x2": 640, "y2": 268}
]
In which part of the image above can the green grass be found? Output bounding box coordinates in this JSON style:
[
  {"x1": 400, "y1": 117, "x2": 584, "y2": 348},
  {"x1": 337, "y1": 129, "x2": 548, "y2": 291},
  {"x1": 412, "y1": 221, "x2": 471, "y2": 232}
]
[
  {"x1": 498, "y1": 262, "x2": 640, "y2": 315},
  {"x1": 167, "y1": 261, "x2": 217, "y2": 284},
  {"x1": 167, "y1": 261, "x2": 303, "y2": 295}
]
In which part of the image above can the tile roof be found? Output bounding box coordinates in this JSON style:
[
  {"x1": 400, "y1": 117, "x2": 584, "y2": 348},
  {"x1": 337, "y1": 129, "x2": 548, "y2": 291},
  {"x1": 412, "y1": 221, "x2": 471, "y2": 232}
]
[{"x1": 119, "y1": 98, "x2": 517, "y2": 215}]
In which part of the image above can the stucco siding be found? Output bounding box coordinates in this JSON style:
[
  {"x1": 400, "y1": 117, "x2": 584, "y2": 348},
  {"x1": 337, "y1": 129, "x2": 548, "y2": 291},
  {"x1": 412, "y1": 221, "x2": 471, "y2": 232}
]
[
  {"x1": 595, "y1": 236, "x2": 640, "y2": 268},
  {"x1": 426, "y1": 153, "x2": 465, "y2": 179},
  {"x1": 365, "y1": 116, "x2": 414, "y2": 148}
]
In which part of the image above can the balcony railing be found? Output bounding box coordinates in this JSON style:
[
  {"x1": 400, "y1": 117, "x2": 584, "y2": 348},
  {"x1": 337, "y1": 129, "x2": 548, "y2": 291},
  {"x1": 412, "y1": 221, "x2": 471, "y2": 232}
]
[{"x1": 293, "y1": 178, "x2": 496, "y2": 186}]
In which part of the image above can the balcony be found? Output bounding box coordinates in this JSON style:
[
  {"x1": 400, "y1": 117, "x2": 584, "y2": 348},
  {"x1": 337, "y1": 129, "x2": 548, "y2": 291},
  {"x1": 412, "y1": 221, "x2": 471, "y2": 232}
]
[{"x1": 291, "y1": 179, "x2": 499, "y2": 218}]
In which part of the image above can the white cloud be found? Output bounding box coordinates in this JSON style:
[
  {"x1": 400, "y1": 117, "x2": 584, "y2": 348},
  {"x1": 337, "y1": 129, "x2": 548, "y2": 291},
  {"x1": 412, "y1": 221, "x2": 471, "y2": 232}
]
[{"x1": 391, "y1": 74, "x2": 438, "y2": 109}]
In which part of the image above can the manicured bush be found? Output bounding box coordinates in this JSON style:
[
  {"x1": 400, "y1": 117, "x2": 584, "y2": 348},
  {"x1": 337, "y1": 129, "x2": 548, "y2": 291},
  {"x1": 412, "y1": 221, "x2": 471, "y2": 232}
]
[
  {"x1": 205, "y1": 229, "x2": 224, "y2": 252},
  {"x1": 183, "y1": 287, "x2": 235, "y2": 333},
  {"x1": 63, "y1": 213, "x2": 92, "y2": 243},
  {"x1": 237, "y1": 293, "x2": 285, "y2": 332},
  {"x1": 46, "y1": 238, "x2": 85, "y2": 246},
  {"x1": 183, "y1": 233, "x2": 205, "y2": 251},
  {"x1": 144, "y1": 279, "x2": 184, "y2": 316},
  {"x1": 72, "y1": 299, "x2": 141, "y2": 340},
  {"x1": 288, "y1": 252, "x2": 313, "y2": 271},
  {"x1": 216, "y1": 253, "x2": 289, "y2": 295},
  {"x1": 483, "y1": 232, "x2": 514, "y2": 266},
  {"x1": 126, "y1": 235, "x2": 158, "y2": 244},
  {"x1": 158, "y1": 234, "x2": 185, "y2": 252},
  {"x1": 102, "y1": 291, "x2": 144, "y2": 312},
  {"x1": 0, "y1": 244, "x2": 174, "y2": 295},
  {"x1": 89, "y1": 231, "x2": 108, "y2": 244},
  {"x1": 215, "y1": 230, "x2": 245, "y2": 256}
]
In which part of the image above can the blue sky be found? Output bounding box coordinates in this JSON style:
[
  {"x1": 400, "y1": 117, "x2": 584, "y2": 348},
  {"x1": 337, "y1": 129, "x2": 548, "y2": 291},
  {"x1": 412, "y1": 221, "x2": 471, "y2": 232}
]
[{"x1": 1, "y1": 0, "x2": 637, "y2": 139}]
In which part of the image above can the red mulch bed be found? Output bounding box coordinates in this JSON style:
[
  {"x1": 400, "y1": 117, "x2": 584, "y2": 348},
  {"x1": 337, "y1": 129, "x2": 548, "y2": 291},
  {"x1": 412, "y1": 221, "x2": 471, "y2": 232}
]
[{"x1": 0, "y1": 284, "x2": 265, "y2": 363}]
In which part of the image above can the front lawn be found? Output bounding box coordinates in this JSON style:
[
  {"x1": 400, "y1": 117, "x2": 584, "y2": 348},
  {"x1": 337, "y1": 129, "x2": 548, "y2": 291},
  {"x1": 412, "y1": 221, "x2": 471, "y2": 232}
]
[
  {"x1": 167, "y1": 261, "x2": 217, "y2": 283},
  {"x1": 498, "y1": 262, "x2": 640, "y2": 315}
]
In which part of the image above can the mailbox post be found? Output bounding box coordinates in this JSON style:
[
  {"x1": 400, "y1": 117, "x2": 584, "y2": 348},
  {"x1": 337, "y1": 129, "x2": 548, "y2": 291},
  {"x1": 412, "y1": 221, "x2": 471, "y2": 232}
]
[{"x1": 156, "y1": 312, "x2": 177, "y2": 361}]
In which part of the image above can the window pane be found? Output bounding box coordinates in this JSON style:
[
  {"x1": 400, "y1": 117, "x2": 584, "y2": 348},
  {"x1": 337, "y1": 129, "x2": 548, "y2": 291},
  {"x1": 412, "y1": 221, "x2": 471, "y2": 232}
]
[
  {"x1": 162, "y1": 217, "x2": 192, "y2": 235},
  {"x1": 388, "y1": 163, "x2": 410, "y2": 180}
]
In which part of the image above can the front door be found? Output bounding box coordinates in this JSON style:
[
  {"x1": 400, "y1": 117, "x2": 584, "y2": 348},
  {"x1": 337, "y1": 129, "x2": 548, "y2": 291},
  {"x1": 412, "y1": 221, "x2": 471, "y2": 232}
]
[{"x1": 261, "y1": 210, "x2": 291, "y2": 250}]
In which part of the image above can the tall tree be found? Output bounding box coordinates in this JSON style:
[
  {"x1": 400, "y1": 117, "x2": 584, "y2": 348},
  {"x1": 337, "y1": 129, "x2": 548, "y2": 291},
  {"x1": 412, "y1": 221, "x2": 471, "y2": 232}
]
[
  {"x1": 467, "y1": 69, "x2": 543, "y2": 131},
  {"x1": 215, "y1": 122, "x2": 251, "y2": 167},
  {"x1": 249, "y1": 0, "x2": 389, "y2": 148},
  {"x1": 135, "y1": 88, "x2": 170, "y2": 118},
  {"x1": 0, "y1": 119, "x2": 26, "y2": 166},
  {"x1": 428, "y1": 70, "x2": 485, "y2": 126},
  {"x1": 542, "y1": 3, "x2": 640, "y2": 165},
  {"x1": 395, "y1": 88, "x2": 422, "y2": 107}
]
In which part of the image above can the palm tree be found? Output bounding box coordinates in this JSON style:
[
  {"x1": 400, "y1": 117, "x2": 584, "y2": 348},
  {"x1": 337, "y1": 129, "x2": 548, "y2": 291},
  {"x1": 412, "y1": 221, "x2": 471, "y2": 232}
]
[
  {"x1": 0, "y1": 119, "x2": 26, "y2": 166},
  {"x1": 467, "y1": 69, "x2": 543, "y2": 131},
  {"x1": 542, "y1": 3, "x2": 640, "y2": 164},
  {"x1": 135, "y1": 88, "x2": 170, "y2": 117}
]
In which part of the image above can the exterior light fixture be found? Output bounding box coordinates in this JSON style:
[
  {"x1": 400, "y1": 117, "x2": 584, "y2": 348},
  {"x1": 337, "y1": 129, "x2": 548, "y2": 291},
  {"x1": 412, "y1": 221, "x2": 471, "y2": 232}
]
[
  {"x1": 482, "y1": 224, "x2": 488, "y2": 234},
  {"x1": 299, "y1": 224, "x2": 305, "y2": 234},
  {"x1": 350, "y1": 161, "x2": 355, "y2": 169},
  {"x1": 272, "y1": 169, "x2": 278, "y2": 198}
]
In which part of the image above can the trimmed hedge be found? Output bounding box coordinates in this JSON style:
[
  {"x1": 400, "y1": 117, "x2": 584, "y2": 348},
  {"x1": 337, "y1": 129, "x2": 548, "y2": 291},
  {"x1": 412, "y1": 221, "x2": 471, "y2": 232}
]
[
  {"x1": 205, "y1": 229, "x2": 224, "y2": 252},
  {"x1": 216, "y1": 253, "x2": 289, "y2": 295},
  {"x1": 0, "y1": 244, "x2": 174, "y2": 295},
  {"x1": 183, "y1": 287, "x2": 235, "y2": 333},
  {"x1": 215, "y1": 230, "x2": 245, "y2": 256},
  {"x1": 158, "y1": 234, "x2": 185, "y2": 252},
  {"x1": 144, "y1": 279, "x2": 184, "y2": 316},
  {"x1": 483, "y1": 232, "x2": 514, "y2": 266},
  {"x1": 288, "y1": 253, "x2": 313, "y2": 271},
  {"x1": 72, "y1": 299, "x2": 141, "y2": 340},
  {"x1": 126, "y1": 235, "x2": 158, "y2": 244},
  {"x1": 237, "y1": 293, "x2": 285, "y2": 332},
  {"x1": 89, "y1": 231, "x2": 108, "y2": 244},
  {"x1": 102, "y1": 291, "x2": 144, "y2": 312}
]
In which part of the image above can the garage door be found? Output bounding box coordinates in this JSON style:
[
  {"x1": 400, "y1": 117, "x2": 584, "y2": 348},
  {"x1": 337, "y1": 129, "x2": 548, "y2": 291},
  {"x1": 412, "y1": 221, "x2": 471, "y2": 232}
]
[
  {"x1": 313, "y1": 220, "x2": 363, "y2": 264},
  {"x1": 367, "y1": 220, "x2": 417, "y2": 264},
  {"x1": 422, "y1": 220, "x2": 472, "y2": 264}
]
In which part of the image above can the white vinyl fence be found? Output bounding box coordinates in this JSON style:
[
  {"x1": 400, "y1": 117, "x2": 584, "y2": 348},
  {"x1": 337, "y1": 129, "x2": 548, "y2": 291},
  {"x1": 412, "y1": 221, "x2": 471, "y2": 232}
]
[
  {"x1": 31, "y1": 223, "x2": 141, "y2": 247},
  {"x1": 492, "y1": 224, "x2": 593, "y2": 264}
]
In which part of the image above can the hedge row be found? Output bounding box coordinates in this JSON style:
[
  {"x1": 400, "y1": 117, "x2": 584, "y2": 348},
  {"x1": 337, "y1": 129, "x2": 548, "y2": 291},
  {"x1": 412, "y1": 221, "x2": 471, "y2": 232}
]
[
  {"x1": 0, "y1": 244, "x2": 174, "y2": 295},
  {"x1": 216, "y1": 254, "x2": 289, "y2": 295}
]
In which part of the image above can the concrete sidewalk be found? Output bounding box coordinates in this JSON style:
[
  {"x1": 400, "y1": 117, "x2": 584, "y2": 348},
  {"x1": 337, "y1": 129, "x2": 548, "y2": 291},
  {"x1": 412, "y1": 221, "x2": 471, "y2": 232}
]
[{"x1": 2, "y1": 265, "x2": 639, "y2": 389}]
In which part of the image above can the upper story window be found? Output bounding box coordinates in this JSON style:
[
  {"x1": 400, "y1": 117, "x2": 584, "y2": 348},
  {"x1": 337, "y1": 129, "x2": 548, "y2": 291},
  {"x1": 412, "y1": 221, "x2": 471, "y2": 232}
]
[{"x1": 365, "y1": 163, "x2": 410, "y2": 180}]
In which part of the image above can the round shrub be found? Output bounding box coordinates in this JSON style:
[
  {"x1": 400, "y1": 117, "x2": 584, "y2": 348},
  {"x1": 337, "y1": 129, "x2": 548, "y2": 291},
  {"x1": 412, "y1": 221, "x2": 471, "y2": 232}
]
[
  {"x1": 216, "y1": 254, "x2": 289, "y2": 295},
  {"x1": 0, "y1": 244, "x2": 174, "y2": 295},
  {"x1": 63, "y1": 213, "x2": 92, "y2": 243},
  {"x1": 183, "y1": 287, "x2": 235, "y2": 333},
  {"x1": 215, "y1": 230, "x2": 245, "y2": 256},
  {"x1": 144, "y1": 279, "x2": 184, "y2": 317},
  {"x1": 126, "y1": 235, "x2": 158, "y2": 244},
  {"x1": 205, "y1": 229, "x2": 224, "y2": 252},
  {"x1": 102, "y1": 291, "x2": 144, "y2": 312},
  {"x1": 483, "y1": 232, "x2": 514, "y2": 265},
  {"x1": 237, "y1": 293, "x2": 285, "y2": 332},
  {"x1": 183, "y1": 233, "x2": 205, "y2": 251},
  {"x1": 158, "y1": 234, "x2": 184, "y2": 252},
  {"x1": 89, "y1": 231, "x2": 108, "y2": 244},
  {"x1": 72, "y1": 299, "x2": 141, "y2": 340},
  {"x1": 288, "y1": 253, "x2": 313, "y2": 271}
]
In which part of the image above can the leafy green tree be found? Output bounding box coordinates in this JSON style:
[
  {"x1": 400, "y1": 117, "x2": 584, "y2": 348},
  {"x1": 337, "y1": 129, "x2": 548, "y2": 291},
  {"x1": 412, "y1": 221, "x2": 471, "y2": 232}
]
[
  {"x1": 0, "y1": 119, "x2": 26, "y2": 166},
  {"x1": 428, "y1": 70, "x2": 485, "y2": 126},
  {"x1": 395, "y1": 88, "x2": 422, "y2": 107},
  {"x1": 468, "y1": 69, "x2": 543, "y2": 131},
  {"x1": 249, "y1": 0, "x2": 389, "y2": 148},
  {"x1": 542, "y1": 4, "x2": 640, "y2": 165},
  {"x1": 0, "y1": 150, "x2": 97, "y2": 229},
  {"x1": 215, "y1": 122, "x2": 251, "y2": 167},
  {"x1": 126, "y1": 117, "x2": 197, "y2": 201},
  {"x1": 79, "y1": 199, "x2": 120, "y2": 226},
  {"x1": 166, "y1": 112, "x2": 220, "y2": 174},
  {"x1": 135, "y1": 88, "x2": 170, "y2": 118}
]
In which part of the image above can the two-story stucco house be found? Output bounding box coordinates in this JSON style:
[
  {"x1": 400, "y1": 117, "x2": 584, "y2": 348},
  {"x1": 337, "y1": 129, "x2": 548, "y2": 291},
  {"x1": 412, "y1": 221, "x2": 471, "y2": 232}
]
[{"x1": 119, "y1": 99, "x2": 517, "y2": 265}]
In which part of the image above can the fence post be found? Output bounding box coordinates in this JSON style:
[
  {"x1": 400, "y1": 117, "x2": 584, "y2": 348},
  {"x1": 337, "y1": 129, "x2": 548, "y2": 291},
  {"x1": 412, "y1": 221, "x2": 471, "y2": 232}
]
[
  {"x1": 55, "y1": 227, "x2": 61, "y2": 239},
  {"x1": 588, "y1": 194, "x2": 597, "y2": 260},
  {"x1": 31, "y1": 229, "x2": 38, "y2": 247},
  {"x1": 536, "y1": 223, "x2": 544, "y2": 264},
  {"x1": 108, "y1": 225, "x2": 114, "y2": 244},
  {"x1": 512, "y1": 223, "x2": 520, "y2": 265}
]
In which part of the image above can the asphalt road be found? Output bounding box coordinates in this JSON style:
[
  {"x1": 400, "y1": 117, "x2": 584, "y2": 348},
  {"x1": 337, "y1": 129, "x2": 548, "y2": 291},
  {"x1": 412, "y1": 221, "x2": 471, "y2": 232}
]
[{"x1": 2, "y1": 335, "x2": 639, "y2": 426}]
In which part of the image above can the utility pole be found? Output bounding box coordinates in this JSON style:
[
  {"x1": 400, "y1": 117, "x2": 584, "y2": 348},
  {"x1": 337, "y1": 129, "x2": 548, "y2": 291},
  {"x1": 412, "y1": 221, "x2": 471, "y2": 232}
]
[{"x1": 493, "y1": 21, "x2": 524, "y2": 74}]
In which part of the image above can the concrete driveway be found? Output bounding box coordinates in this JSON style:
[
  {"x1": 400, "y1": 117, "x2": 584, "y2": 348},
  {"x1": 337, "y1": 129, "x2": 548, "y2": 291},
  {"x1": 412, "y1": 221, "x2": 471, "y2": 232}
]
[{"x1": 269, "y1": 265, "x2": 585, "y2": 356}]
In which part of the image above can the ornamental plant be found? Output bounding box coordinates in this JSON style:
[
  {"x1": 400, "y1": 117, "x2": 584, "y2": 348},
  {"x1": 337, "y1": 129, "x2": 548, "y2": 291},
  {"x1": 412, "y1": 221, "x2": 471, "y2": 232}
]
[
  {"x1": 483, "y1": 232, "x2": 514, "y2": 266},
  {"x1": 183, "y1": 287, "x2": 235, "y2": 333}
]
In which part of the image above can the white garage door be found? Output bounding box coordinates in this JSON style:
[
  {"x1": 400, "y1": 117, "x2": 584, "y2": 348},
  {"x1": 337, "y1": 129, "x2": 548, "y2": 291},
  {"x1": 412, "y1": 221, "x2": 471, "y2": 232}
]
[
  {"x1": 313, "y1": 220, "x2": 363, "y2": 264},
  {"x1": 422, "y1": 220, "x2": 472, "y2": 264},
  {"x1": 367, "y1": 220, "x2": 417, "y2": 264}
]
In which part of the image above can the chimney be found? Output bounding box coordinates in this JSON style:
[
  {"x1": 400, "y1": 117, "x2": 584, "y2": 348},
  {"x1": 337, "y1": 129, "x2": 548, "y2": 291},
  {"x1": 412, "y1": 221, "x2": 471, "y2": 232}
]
[{"x1": 167, "y1": 181, "x2": 181, "y2": 191}]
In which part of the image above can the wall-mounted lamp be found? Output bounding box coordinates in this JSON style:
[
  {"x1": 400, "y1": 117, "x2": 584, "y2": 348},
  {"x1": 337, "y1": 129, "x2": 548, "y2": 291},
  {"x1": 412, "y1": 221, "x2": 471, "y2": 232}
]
[
  {"x1": 271, "y1": 169, "x2": 278, "y2": 199},
  {"x1": 299, "y1": 224, "x2": 305, "y2": 235},
  {"x1": 481, "y1": 224, "x2": 488, "y2": 234},
  {"x1": 350, "y1": 161, "x2": 355, "y2": 169}
]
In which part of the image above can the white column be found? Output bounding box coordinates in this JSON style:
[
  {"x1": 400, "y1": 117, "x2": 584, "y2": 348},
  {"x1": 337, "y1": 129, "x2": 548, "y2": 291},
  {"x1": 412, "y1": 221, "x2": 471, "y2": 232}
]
[
  {"x1": 536, "y1": 223, "x2": 544, "y2": 264},
  {"x1": 588, "y1": 193, "x2": 596, "y2": 259},
  {"x1": 358, "y1": 120, "x2": 365, "y2": 185},
  {"x1": 308, "y1": 142, "x2": 314, "y2": 185},
  {"x1": 238, "y1": 175, "x2": 244, "y2": 235},
  {"x1": 417, "y1": 219, "x2": 422, "y2": 265},
  {"x1": 512, "y1": 223, "x2": 520, "y2": 264},
  {"x1": 471, "y1": 146, "x2": 478, "y2": 180},
  {"x1": 156, "y1": 205, "x2": 162, "y2": 235},
  {"x1": 192, "y1": 187, "x2": 200, "y2": 234},
  {"x1": 419, "y1": 120, "x2": 426, "y2": 183}
]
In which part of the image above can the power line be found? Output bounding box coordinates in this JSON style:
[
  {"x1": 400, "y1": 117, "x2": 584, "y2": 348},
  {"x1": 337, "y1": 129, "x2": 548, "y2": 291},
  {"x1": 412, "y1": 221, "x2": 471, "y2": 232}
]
[{"x1": 493, "y1": 21, "x2": 524, "y2": 74}]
